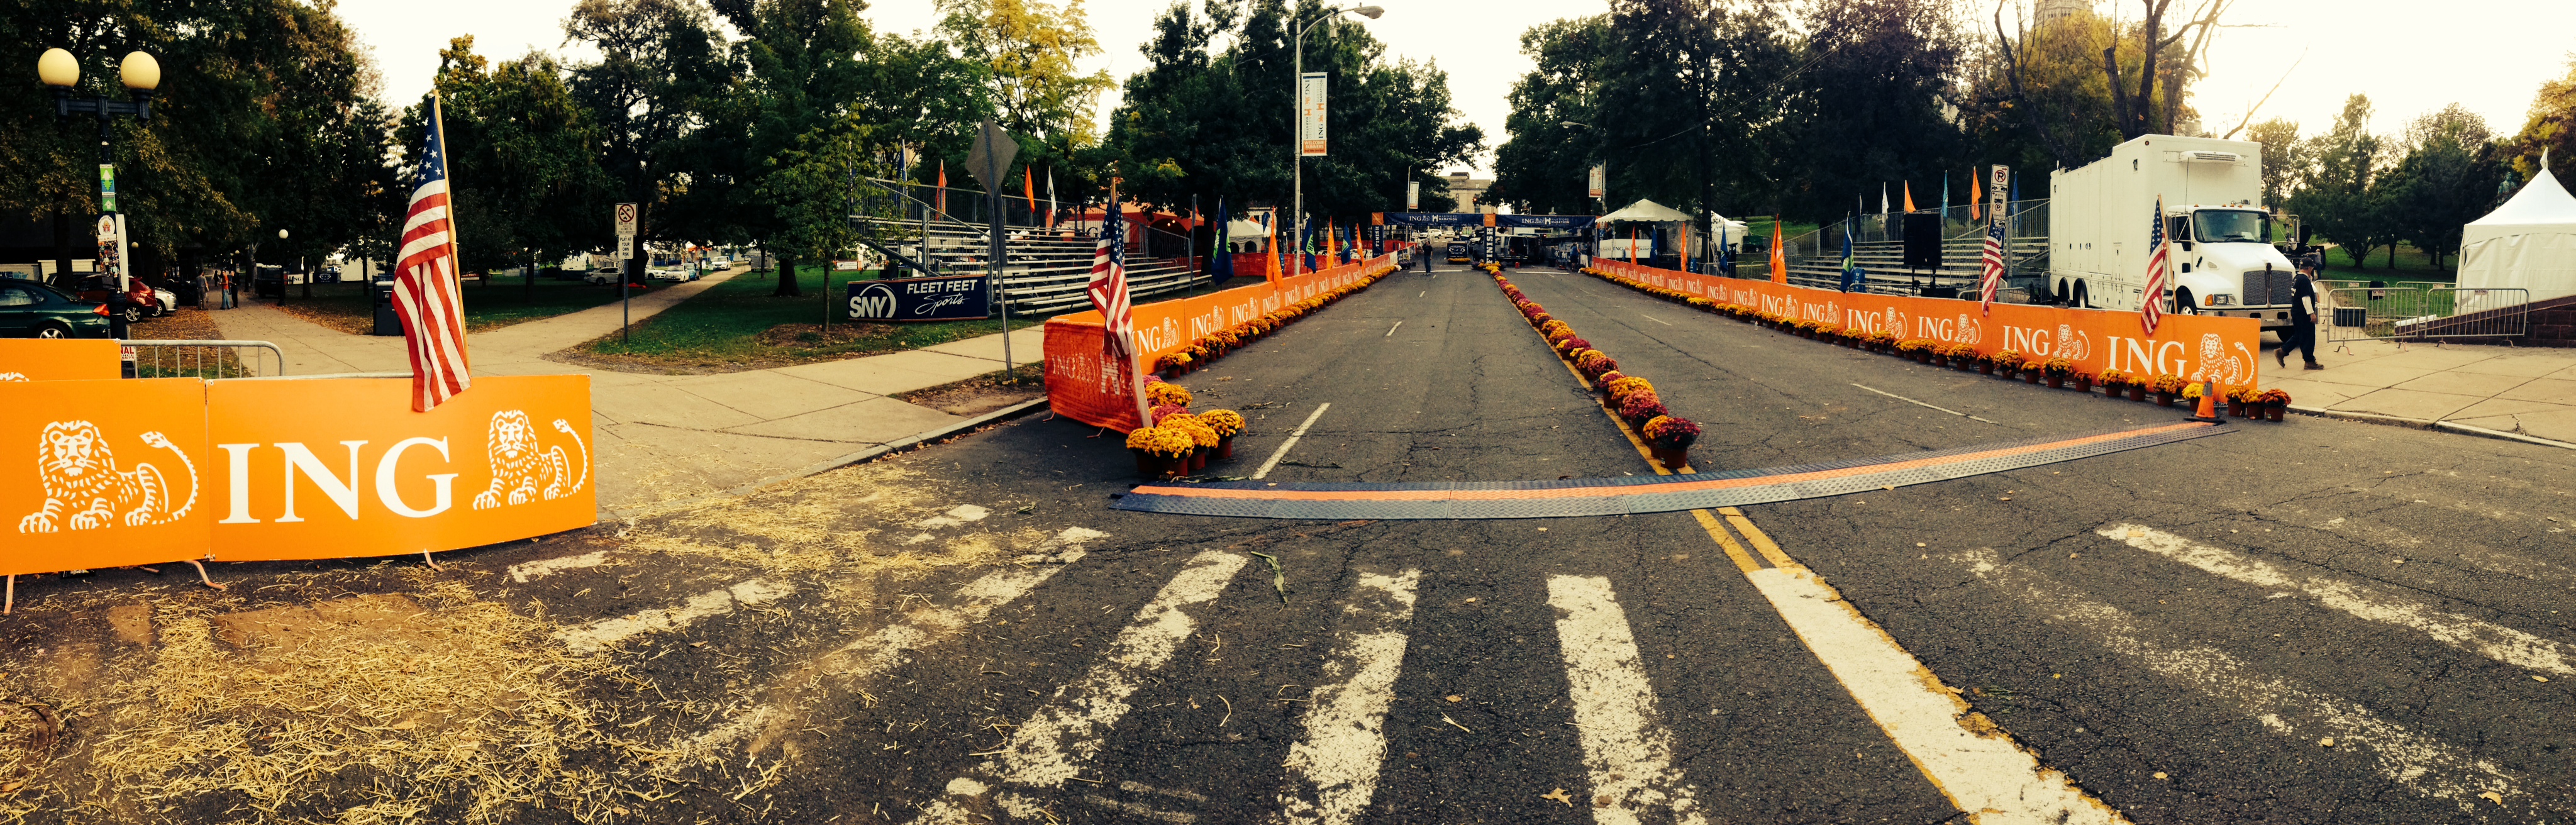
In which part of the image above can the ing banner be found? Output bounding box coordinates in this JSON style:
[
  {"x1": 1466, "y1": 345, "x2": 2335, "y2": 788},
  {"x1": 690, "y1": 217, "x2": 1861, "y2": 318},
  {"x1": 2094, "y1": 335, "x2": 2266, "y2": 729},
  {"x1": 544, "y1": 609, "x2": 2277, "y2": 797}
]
[{"x1": 1590, "y1": 260, "x2": 2264, "y2": 388}]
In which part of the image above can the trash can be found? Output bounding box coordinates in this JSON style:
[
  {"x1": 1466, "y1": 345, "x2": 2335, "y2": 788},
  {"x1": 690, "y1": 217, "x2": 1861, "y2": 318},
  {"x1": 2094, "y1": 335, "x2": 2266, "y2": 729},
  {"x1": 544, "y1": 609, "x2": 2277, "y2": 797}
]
[{"x1": 372, "y1": 277, "x2": 402, "y2": 336}]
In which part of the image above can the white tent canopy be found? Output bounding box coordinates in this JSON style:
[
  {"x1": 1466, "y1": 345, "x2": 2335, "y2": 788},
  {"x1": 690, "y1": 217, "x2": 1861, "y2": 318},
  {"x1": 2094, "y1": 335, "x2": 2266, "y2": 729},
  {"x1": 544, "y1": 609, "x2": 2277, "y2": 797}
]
[
  {"x1": 2458, "y1": 155, "x2": 2576, "y2": 305},
  {"x1": 1594, "y1": 199, "x2": 1750, "y2": 235}
]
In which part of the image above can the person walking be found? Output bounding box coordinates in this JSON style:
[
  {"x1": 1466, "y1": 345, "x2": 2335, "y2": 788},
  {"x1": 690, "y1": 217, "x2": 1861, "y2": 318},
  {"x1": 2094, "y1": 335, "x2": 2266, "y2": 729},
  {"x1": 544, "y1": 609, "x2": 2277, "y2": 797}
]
[{"x1": 2279, "y1": 261, "x2": 2323, "y2": 370}]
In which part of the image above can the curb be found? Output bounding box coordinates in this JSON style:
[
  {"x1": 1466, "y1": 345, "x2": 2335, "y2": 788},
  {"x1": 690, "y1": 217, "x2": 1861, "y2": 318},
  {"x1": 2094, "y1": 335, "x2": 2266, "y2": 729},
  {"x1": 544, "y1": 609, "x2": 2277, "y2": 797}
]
[
  {"x1": 2285, "y1": 404, "x2": 2576, "y2": 451},
  {"x1": 602, "y1": 396, "x2": 1054, "y2": 522}
]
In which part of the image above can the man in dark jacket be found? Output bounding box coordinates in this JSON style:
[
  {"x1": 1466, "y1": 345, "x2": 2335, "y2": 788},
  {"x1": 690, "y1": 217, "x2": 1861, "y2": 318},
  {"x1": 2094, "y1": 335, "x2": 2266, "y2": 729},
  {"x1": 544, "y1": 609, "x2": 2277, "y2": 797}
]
[{"x1": 2279, "y1": 262, "x2": 2323, "y2": 370}]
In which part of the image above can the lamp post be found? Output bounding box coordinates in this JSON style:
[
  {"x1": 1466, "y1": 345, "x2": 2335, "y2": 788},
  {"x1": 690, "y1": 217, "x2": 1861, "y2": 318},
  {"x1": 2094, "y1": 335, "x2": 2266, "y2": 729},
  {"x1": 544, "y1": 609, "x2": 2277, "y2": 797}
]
[
  {"x1": 40, "y1": 47, "x2": 158, "y2": 340},
  {"x1": 274, "y1": 228, "x2": 289, "y2": 306},
  {"x1": 1291, "y1": 4, "x2": 1382, "y2": 281}
]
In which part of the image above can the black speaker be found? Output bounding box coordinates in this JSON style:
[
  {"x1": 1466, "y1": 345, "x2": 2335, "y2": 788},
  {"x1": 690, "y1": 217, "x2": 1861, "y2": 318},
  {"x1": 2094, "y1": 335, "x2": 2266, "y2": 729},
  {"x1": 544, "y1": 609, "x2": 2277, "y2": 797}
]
[{"x1": 1902, "y1": 214, "x2": 1943, "y2": 270}]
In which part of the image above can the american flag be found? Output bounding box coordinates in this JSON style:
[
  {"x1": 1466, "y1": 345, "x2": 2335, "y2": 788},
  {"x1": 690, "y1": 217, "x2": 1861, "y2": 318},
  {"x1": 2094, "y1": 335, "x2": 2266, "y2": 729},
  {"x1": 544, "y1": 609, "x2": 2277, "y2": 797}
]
[
  {"x1": 2141, "y1": 195, "x2": 2170, "y2": 335},
  {"x1": 1087, "y1": 199, "x2": 1134, "y2": 362},
  {"x1": 1976, "y1": 212, "x2": 2007, "y2": 313},
  {"x1": 392, "y1": 96, "x2": 472, "y2": 412}
]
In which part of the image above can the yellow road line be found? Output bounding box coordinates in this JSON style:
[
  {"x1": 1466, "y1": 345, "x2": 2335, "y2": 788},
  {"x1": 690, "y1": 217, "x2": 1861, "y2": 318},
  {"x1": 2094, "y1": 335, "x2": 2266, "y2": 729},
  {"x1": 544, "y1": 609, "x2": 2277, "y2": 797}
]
[{"x1": 1718, "y1": 507, "x2": 1799, "y2": 569}]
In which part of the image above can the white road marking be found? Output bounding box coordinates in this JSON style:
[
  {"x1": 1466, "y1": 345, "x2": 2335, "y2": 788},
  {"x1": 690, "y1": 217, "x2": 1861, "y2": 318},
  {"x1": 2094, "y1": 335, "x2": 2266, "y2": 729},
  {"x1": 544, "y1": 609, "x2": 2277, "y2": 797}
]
[
  {"x1": 914, "y1": 551, "x2": 1250, "y2": 824},
  {"x1": 1384, "y1": 321, "x2": 1404, "y2": 337},
  {"x1": 916, "y1": 504, "x2": 991, "y2": 528},
  {"x1": 1418, "y1": 291, "x2": 1426, "y2": 297},
  {"x1": 508, "y1": 550, "x2": 608, "y2": 584},
  {"x1": 1279, "y1": 568, "x2": 1423, "y2": 825},
  {"x1": 1848, "y1": 383, "x2": 2001, "y2": 424},
  {"x1": 1640, "y1": 314, "x2": 1671, "y2": 326},
  {"x1": 2101, "y1": 524, "x2": 2576, "y2": 677},
  {"x1": 1545, "y1": 575, "x2": 1707, "y2": 825},
  {"x1": 1743, "y1": 565, "x2": 2125, "y2": 824},
  {"x1": 555, "y1": 579, "x2": 791, "y2": 653},
  {"x1": 1252, "y1": 403, "x2": 1332, "y2": 480},
  {"x1": 1960, "y1": 547, "x2": 2519, "y2": 807}
]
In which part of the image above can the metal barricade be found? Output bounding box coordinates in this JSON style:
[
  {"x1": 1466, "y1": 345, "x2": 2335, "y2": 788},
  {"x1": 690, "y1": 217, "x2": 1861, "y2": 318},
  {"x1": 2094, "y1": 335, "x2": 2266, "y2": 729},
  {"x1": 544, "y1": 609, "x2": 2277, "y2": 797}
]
[
  {"x1": 118, "y1": 339, "x2": 286, "y2": 379},
  {"x1": 2323, "y1": 286, "x2": 2530, "y2": 350}
]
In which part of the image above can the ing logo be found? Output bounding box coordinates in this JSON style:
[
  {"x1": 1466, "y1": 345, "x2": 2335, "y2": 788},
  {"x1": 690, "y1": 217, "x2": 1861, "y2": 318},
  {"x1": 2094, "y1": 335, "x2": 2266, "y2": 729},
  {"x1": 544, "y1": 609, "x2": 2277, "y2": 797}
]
[
  {"x1": 19, "y1": 420, "x2": 198, "y2": 533},
  {"x1": 471, "y1": 410, "x2": 591, "y2": 510},
  {"x1": 0, "y1": 373, "x2": 26, "y2": 382}
]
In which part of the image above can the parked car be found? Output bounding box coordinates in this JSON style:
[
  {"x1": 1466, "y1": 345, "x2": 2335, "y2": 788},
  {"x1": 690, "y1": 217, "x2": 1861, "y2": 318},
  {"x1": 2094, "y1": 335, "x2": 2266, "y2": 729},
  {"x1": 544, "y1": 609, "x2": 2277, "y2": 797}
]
[
  {"x1": 73, "y1": 275, "x2": 162, "y2": 322},
  {"x1": 648, "y1": 267, "x2": 697, "y2": 282},
  {"x1": 0, "y1": 280, "x2": 114, "y2": 338}
]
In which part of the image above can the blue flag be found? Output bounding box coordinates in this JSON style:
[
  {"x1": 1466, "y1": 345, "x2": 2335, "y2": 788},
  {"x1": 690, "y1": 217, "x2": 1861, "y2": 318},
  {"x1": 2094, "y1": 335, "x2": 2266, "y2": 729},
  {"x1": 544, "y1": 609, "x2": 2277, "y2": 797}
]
[{"x1": 1840, "y1": 218, "x2": 1862, "y2": 292}]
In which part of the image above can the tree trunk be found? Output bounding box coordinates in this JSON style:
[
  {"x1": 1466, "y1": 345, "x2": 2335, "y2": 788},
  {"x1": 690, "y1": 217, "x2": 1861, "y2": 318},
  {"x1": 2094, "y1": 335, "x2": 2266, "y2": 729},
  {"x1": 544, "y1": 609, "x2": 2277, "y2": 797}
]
[
  {"x1": 774, "y1": 251, "x2": 801, "y2": 296},
  {"x1": 526, "y1": 246, "x2": 536, "y2": 299}
]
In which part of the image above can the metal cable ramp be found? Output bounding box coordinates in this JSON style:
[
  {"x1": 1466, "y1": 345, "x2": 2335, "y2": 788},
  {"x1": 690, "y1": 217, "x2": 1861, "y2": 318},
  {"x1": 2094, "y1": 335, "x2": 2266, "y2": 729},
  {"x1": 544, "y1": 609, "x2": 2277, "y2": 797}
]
[{"x1": 1113, "y1": 421, "x2": 2229, "y2": 520}]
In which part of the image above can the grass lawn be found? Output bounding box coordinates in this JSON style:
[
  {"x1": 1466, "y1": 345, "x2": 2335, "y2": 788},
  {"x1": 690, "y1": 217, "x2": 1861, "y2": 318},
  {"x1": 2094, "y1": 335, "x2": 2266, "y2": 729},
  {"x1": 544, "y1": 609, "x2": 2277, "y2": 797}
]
[
  {"x1": 567, "y1": 265, "x2": 1021, "y2": 373},
  {"x1": 276, "y1": 274, "x2": 632, "y2": 334},
  {"x1": 2315, "y1": 242, "x2": 2458, "y2": 287}
]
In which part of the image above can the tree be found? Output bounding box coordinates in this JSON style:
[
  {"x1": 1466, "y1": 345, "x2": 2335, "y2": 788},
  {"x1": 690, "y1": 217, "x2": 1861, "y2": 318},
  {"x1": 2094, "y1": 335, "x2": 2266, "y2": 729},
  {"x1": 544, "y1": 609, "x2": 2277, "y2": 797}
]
[
  {"x1": 2385, "y1": 104, "x2": 2504, "y2": 270},
  {"x1": 1574, "y1": 0, "x2": 1792, "y2": 232},
  {"x1": 1490, "y1": 16, "x2": 1615, "y2": 216},
  {"x1": 2506, "y1": 55, "x2": 2576, "y2": 192},
  {"x1": 720, "y1": 0, "x2": 873, "y2": 296},
  {"x1": 401, "y1": 40, "x2": 611, "y2": 286},
  {"x1": 0, "y1": 0, "x2": 392, "y2": 286},
  {"x1": 1774, "y1": 0, "x2": 1967, "y2": 223},
  {"x1": 565, "y1": 0, "x2": 737, "y2": 284},
  {"x1": 1967, "y1": 7, "x2": 2190, "y2": 172},
  {"x1": 2290, "y1": 94, "x2": 2392, "y2": 267},
  {"x1": 936, "y1": 0, "x2": 1117, "y2": 145},
  {"x1": 1098, "y1": 0, "x2": 1481, "y2": 226},
  {"x1": 2243, "y1": 118, "x2": 2301, "y2": 208}
]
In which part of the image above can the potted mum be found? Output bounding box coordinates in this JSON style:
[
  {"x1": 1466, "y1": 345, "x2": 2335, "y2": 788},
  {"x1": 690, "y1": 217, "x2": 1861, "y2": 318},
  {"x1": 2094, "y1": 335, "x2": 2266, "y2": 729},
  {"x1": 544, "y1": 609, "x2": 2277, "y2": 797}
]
[
  {"x1": 2097, "y1": 368, "x2": 2129, "y2": 399},
  {"x1": 2071, "y1": 370, "x2": 2095, "y2": 394},
  {"x1": 1619, "y1": 392, "x2": 1667, "y2": 426},
  {"x1": 2041, "y1": 357, "x2": 2075, "y2": 389},
  {"x1": 2150, "y1": 375, "x2": 2185, "y2": 406},
  {"x1": 1201, "y1": 409, "x2": 1246, "y2": 458},
  {"x1": 1126, "y1": 426, "x2": 1194, "y2": 477},
  {"x1": 2258, "y1": 389, "x2": 2291, "y2": 421},
  {"x1": 1163, "y1": 414, "x2": 1221, "y2": 471},
  {"x1": 1641, "y1": 415, "x2": 1701, "y2": 471}
]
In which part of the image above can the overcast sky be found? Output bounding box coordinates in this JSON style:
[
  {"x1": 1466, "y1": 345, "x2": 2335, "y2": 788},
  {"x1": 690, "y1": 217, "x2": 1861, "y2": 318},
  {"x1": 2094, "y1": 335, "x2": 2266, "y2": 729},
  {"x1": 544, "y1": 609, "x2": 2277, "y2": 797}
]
[{"x1": 346, "y1": 0, "x2": 2576, "y2": 177}]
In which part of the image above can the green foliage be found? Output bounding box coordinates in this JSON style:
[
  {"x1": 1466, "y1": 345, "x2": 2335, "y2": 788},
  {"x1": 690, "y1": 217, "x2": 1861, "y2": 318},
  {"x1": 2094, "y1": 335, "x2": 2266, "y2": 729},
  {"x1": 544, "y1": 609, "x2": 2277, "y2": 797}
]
[
  {"x1": 2290, "y1": 95, "x2": 2394, "y2": 267},
  {"x1": 398, "y1": 38, "x2": 611, "y2": 274},
  {"x1": 2506, "y1": 55, "x2": 2576, "y2": 192},
  {"x1": 935, "y1": 0, "x2": 1117, "y2": 145},
  {"x1": 2244, "y1": 118, "x2": 2302, "y2": 208},
  {"x1": 1098, "y1": 0, "x2": 1483, "y2": 221},
  {"x1": 2380, "y1": 105, "x2": 2506, "y2": 269},
  {"x1": 1960, "y1": 9, "x2": 2184, "y2": 174},
  {"x1": 1489, "y1": 16, "x2": 1614, "y2": 217},
  {"x1": 1772, "y1": 0, "x2": 1967, "y2": 221},
  {"x1": 575, "y1": 265, "x2": 1006, "y2": 368}
]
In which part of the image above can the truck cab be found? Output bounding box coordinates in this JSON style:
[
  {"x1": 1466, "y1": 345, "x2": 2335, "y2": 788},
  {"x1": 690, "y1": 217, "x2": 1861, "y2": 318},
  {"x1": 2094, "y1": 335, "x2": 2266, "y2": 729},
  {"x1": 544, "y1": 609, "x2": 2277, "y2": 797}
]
[{"x1": 2048, "y1": 135, "x2": 2301, "y2": 328}]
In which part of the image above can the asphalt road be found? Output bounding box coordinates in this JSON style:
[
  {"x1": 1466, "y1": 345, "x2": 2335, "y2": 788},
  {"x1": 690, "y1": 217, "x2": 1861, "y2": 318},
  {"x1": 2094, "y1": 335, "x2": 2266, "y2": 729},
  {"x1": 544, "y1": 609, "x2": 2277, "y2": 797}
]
[
  {"x1": 19, "y1": 260, "x2": 2573, "y2": 824},
  {"x1": 625, "y1": 260, "x2": 2567, "y2": 824}
]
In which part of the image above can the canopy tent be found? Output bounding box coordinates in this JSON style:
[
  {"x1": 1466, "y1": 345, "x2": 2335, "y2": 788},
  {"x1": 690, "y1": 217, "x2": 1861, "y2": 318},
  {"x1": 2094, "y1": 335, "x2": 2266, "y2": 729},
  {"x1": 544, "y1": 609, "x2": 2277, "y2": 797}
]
[
  {"x1": 2458, "y1": 155, "x2": 2576, "y2": 306},
  {"x1": 1592, "y1": 199, "x2": 1749, "y2": 235}
]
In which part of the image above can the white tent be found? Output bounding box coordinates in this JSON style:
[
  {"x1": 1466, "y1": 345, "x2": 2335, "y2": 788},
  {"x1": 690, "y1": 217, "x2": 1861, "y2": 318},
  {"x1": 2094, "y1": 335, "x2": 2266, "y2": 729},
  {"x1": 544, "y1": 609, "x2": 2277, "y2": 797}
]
[
  {"x1": 1593, "y1": 199, "x2": 1748, "y2": 260},
  {"x1": 2458, "y1": 155, "x2": 2576, "y2": 306}
]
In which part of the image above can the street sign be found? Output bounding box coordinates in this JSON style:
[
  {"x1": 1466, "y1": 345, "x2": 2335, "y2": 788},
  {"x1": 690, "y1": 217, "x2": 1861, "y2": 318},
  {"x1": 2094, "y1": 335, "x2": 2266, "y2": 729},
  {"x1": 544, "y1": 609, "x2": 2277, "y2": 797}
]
[
  {"x1": 965, "y1": 119, "x2": 1019, "y2": 192},
  {"x1": 1299, "y1": 72, "x2": 1328, "y2": 157},
  {"x1": 614, "y1": 202, "x2": 638, "y2": 259}
]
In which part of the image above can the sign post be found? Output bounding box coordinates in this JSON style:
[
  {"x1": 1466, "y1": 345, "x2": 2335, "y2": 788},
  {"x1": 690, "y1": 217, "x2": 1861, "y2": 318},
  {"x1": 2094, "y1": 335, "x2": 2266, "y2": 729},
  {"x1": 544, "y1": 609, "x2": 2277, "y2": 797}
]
[
  {"x1": 614, "y1": 202, "x2": 637, "y2": 343},
  {"x1": 965, "y1": 119, "x2": 1021, "y2": 382}
]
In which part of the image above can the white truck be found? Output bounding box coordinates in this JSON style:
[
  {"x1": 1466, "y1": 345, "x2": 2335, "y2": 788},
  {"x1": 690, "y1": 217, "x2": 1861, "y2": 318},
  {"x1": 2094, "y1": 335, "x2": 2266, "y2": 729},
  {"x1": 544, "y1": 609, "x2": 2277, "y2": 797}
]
[{"x1": 2047, "y1": 135, "x2": 2299, "y2": 328}]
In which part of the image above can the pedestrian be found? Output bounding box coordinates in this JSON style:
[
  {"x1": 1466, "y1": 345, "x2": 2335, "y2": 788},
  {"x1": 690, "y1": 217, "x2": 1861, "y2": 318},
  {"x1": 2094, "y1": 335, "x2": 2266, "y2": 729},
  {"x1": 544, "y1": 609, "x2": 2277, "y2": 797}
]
[
  {"x1": 2279, "y1": 262, "x2": 2323, "y2": 370},
  {"x1": 1421, "y1": 244, "x2": 1434, "y2": 274}
]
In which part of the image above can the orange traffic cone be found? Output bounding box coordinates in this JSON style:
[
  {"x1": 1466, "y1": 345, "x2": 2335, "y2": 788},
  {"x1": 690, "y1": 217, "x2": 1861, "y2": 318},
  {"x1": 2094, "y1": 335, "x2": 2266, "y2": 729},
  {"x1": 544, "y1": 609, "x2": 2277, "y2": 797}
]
[{"x1": 2189, "y1": 379, "x2": 2224, "y2": 423}]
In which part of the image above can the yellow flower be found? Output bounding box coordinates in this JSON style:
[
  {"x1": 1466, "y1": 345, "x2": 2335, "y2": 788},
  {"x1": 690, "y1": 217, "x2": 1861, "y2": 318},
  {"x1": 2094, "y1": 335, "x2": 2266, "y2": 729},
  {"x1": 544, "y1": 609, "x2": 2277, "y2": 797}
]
[
  {"x1": 1199, "y1": 409, "x2": 1245, "y2": 436},
  {"x1": 1145, "y1": 382, "x2": 1194, "y2": 407}
]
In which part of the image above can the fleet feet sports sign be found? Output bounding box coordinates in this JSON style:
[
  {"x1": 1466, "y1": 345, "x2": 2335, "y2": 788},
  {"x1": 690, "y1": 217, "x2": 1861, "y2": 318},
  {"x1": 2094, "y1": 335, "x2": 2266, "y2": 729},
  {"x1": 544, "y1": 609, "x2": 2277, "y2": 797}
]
[
  {"x1": 848, "y1": 274, "x2": 992, "y2": 322},
  {"x1": 1, "y1": 373, "x2": 595, "y2": 576}
]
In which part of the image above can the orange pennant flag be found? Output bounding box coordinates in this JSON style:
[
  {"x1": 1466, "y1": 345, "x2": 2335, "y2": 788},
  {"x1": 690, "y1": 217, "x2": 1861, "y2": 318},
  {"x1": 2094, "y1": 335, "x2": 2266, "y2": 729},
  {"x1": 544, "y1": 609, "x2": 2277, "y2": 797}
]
[
  {"x1": 1023, "y1": 167, "x2": 1036, "y2": 213},
  {"x1": 1968, "y1": 171, "x2": 1983, "y2": 221},
  {"x1": 1265, "y1": 218, "x2": 1282, "y2": 285},
  {"x1": 1902, "y1": 181, "x2": 1916, "y2": 213},
  {"x1": 1769, "y1": 216, "x2": 1787, "y2": 284}
]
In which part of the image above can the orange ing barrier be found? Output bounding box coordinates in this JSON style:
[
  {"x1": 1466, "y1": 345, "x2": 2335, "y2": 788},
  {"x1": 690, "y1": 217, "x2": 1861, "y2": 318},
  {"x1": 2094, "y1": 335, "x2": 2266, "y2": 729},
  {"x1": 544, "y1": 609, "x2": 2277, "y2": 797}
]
[
  {"x1": 1047, "y1": 253, "x2": 1399, "y2": 431},
  {"x1": 0, "y1": 338, "x2": 118, "y2": 381},
  {"x1": 1587, "y1": 259, "x2": 2264, "y2": 389},
  {"x1": 1, "y1": 367, "x2": 594, "y2": 578}
]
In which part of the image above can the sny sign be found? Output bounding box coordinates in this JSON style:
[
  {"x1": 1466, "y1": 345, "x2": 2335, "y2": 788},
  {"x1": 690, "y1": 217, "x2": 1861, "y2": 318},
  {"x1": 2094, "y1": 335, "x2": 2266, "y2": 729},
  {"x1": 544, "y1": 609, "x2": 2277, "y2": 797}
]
[{"x1": 848, "y1": 273, "x2": 992, "y2": 322}]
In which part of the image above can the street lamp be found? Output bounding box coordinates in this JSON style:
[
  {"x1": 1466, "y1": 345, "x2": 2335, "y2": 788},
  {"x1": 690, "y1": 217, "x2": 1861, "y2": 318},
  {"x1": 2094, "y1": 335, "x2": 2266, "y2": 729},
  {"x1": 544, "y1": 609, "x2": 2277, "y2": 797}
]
[
  {"x1": 41, "y1": 47, "x2": 158, "y2": 339},
  {"x1": 274, "y1": 228, "x2": 289, "y2": 307},
  {"x1": 1291, "y1": 4, "x2": 1383, "y2": 280}
]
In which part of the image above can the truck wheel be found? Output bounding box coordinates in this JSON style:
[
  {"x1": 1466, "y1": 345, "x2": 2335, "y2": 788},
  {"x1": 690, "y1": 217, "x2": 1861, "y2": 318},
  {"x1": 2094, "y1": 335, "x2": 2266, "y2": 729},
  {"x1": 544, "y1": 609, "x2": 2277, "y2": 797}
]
[
  {"x1": 2055, "y1": 280, "x2": 2071, "y2": 305},
  {"x1": 2074, "y1": 283, "x2": 2092, "y2": 309},
  {"x1": 2174, "y1": 289, "x2": 2199, "y2": 315}
]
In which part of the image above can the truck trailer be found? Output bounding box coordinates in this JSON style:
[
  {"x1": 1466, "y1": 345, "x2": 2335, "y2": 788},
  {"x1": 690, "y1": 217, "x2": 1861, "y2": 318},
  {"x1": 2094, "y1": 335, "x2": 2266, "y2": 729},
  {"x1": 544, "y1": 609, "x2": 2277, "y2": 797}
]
[{"x1": 2047, "y1": 135, "x2": 2299, "y2": 328}]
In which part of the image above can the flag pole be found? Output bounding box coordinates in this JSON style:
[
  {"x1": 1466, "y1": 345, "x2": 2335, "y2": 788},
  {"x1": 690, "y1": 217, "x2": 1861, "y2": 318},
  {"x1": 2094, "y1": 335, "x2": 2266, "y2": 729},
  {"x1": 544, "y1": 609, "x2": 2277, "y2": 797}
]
[
  {"x1": 430, "y1": 91, "x2": 470, "y2": 370},
  {"x1": 1113, "y1": 178, "x2": 1152, "y2": 428}
]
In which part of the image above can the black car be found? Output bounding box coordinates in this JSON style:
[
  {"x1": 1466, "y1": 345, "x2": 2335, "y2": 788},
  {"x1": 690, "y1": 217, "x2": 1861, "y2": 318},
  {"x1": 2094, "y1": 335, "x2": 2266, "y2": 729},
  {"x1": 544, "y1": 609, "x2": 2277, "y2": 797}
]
[{"x1": 0, "y1": 279, "x2": 115, "y2": 338}]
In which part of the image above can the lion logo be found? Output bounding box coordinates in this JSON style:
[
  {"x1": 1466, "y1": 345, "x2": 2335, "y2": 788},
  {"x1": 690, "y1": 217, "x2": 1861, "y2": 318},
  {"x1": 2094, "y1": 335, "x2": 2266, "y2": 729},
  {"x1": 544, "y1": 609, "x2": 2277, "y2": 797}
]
[
  {"x1": 2189, "y1": 333, "x2": 2255, "y2": 387},
  {"x1": 0, "y1": 373, "x2": 26, "y2": 382},
  {"x1": 1953, "y1": 314, "x2": 1984, "y2": 345},
  {"x1": 2054, "y1": 324, "x2": 2093, "y2": 361},
  {"x1": 471, "y1": 410, "x2": 591, "y2": 510},
  {"x1": 19, "y1": 421, "x2": 198, "y2": 533}
]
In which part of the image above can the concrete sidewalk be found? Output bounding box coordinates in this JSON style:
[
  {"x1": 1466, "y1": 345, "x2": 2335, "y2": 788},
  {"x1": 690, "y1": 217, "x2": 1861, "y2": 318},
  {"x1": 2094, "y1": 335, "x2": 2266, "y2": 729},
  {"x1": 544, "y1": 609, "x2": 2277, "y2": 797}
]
[
  {"x1": 207, "y1": 272, "x2": 1050, "y2": 514},
  {"x1": 2263, "y1": 337, "x2": 2576, "y2": 446}
]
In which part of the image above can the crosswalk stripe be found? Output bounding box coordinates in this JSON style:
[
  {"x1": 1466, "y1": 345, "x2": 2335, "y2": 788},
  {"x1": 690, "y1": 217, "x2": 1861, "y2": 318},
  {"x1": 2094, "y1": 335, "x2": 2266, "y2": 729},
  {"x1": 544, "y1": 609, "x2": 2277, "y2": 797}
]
[
  {"x1": 1740, "y1": 562, "x2": 2126, "y2": 825},
  {"x1": 554, "y1": 579, "x2": 790, "y2": 653},
  {"x1": 914, "y1": 550, "x2": 1250, "y2": 824},
  {"x1": 1546, "y1": 575, "x2": 1709, "y2": 825},
  {"x1": 1959, "y1": 547, "x2": 2522, "y2": 807},
  {"x1": 1279, "y1": 568, "x2": 1423, "y2": 825},
  {"x1": 2101, "y1": 523, "x2": 2576, "y2": 677}
]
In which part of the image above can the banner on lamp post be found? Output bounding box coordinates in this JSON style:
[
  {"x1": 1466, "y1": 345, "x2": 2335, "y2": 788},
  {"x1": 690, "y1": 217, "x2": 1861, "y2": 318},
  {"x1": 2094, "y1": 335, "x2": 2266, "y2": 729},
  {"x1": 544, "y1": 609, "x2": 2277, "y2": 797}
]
[
  {"x1": 1587, "y1": 164, "x2": 1606, "y2": 199},
  {"x1": 1406, "y1": 180, "x2": 1419, "y2": 210},
  {"x1": 1299, "y1": 72, "x2": 1328, "y2": 157}
]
